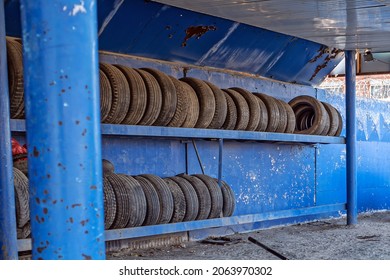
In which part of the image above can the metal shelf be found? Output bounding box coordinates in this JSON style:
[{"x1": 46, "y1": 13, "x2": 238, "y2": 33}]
[
  {"x1": 10, "y1": 119, "x2": 345, "y2": 144},
  {"x1": 17, "y1": 203, "x2": 346, "y2": 252}
]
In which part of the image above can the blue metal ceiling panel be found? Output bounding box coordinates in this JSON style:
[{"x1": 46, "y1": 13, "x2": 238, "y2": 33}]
[
  {"x1": 4, "y1": 0, "x2": 344, "y2": 86},
  {"x1": 154, "y1": 0, "x2": 390, "y2": 52}
]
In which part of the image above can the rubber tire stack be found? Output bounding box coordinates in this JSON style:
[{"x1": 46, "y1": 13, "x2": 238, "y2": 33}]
[
  {"x1": 102, "y1": 160, "x2": 235, "y2": 230},
  {"x1": 288, "y1": 95, "x2": 343, "y2": 136}
]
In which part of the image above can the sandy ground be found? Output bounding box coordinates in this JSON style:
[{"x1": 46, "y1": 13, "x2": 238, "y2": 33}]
[{"x1": 107, "y1": 211, "x2": 390, "y2": 260}]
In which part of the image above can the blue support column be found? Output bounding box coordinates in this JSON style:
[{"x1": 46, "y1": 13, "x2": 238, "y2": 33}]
[
  {"x1": 0, "y1": 0, "x2": 18, "y2": 260},
  {"x1": 345, "y1": 50, "x2": 358, "y2": 225},
  {"x1": 19, "y1": 0, "x2": 105, "y2": 259}
]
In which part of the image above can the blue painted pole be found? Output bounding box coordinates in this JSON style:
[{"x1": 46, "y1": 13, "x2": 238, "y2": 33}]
[
  {"x1": 19, "y1": 0, "x2": 105, "y2": 259},
  {"x1": 0, "y1": 0, "x2": 18, "y2": 260},
  {"x1": 345, "y1": 50, "x2": 358, "y2": 225}
]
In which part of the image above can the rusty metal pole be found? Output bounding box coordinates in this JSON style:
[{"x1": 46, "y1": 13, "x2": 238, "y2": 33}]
[
  {"x1": 0, "y1": 0, "x2": 18, "y2": 260},
  {"x1": 19, "y1": 0, "x2": 105, "y2": 259}
]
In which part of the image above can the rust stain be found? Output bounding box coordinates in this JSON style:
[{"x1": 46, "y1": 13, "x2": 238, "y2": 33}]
[
  {"x1": 33, "y1": 147, "x2": 39, "y2": 157},
  {"x1": 71, "y1": 203, "x2": 82, "y2": 208},
  {"x1": 309, "y1": 48, "x2": 343, "y2": 81},
  {"x1": 182, "y1": 25, "x2": 217, "y2": 47},
  {"x1": 82, "y1": 254, "x2": 92, "y2": 260}
]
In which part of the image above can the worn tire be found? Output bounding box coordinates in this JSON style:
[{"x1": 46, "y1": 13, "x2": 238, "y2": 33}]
[
  {"x1": 180, "y1": 77, "x2": 215, "y2": 128},
  {"x1": 281, "y1": 100, "x2": 296, "y2": 134},
  {"x1": 13, "y1": 159, "x2": 28, "y2": 177},
  {"x1": 218, "y1": 180, "x2": 236, "y2": 217},
  {"x1": 193, "y1": 174, "x2": 223, "y2": 219},
  {"x1": 335, "y1": 108, "x2": 343, "y2": 136},
  {"x1": 17, "y1": 221, "x2": 31, "y2": 239},
  {"x1": 167, "y1": 77, "x2": 189, "y2": 127},
  {"x1": 180, "y1": 81, "x2": 200, "y2": 128},
  {"x1": 169, "y1": 176, "x2": 199, "y2": 222},
  {"x1": 13, "y1": 168, "x2": 29, "y2": 228},
  {"x1": 274, "y1": 98, "x2": 288, "y2": 133},
  {"x1": 139, "y1": 174, "x2": 174, "y2": 224},
  {"x1": 102, "y1": 159, "x2": 115, "y2": 175},
  {"x1": 254, "y1": 93, "x2": 280, "y2": 132},
  {"x1": 119, "y1": 175, "x2": 147, "y2": 227},
  {"x1": 142, "y1": 68, "x2": 177, "y2": 126},
  {"x1": 100, "y1": 63, "x2": 131, "y2": 124},
  {"x1": 164, "y1": 178, "x2": 186, "y2": 223},
  {"x1": 289, "y1": 95, "x2": 328, "y2": 135},
  {"x1": 103, "y1": 177, "x2": 117, "y2": 229},
  {"x1": 115, "y1": 65, "x2": 148, "y2": 125},
  {"x1": 99, "y1": 69, "x2": 112, "y2": 123},
  {"x1": 135, "y1": 176, "x2": 160, "y2": 226},
  {"x1": 7, "y1": 39, "x2": 25, "y2": 119},
  {"x1": 222, "y1": 89, "x2": 249, "y2": 131},
  {"x1": 221, "y1": 92, "x2": 238, "y2": 130},
  {"x1": 205, "y1": 81, "x2": 227, "y2": 129},
  {"x1": 322, "y1": 102, "x2": 339, "y2": 136},
  {"x1": 179, "y1": 174, "x2": 211, "y2": 220},
  {"x1": 135, "y1": 69, "x2": 163, "y2": 126},
  {"x1": 105, "y1": 173, "x2": 131, "y2": 229},
  {"x1": 230, "y1": 87, "x2": 261, "y2": 131}
]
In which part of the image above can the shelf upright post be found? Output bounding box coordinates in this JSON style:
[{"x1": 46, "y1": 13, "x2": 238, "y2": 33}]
[
  {"x1": 19, "y1": 0, "x2": 105, "y2": 259},
  {"x1": 218, "y1": 139, "x2": 223, "y2": 186},
  {"x1": 0, "y1": 0, "x2": 19, "y2": 260},
  {"x1": 345, "y1": 50, "x2": 358, "y2": 225}
]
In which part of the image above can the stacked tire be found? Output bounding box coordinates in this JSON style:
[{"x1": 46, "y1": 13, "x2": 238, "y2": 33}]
[
  {"x1": 288, "y1": 95, "x2": 343, "y2": 136},
  {"x1": 103, "y1": 160, "x2": 235, "y2": 230},
  {"x1": 13, "y1": 167, "x2": 31, "y2": 239}
]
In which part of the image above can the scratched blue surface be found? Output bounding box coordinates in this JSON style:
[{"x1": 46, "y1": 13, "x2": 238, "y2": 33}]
[{"x1": 5, "y1": 0, "x2": 344, "y2": 86}]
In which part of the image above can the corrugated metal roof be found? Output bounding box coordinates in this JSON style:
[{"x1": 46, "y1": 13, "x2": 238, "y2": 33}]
[
  {"x1": 4, "y1": 0, "x2": 345, "y2": 86},
  {"x1": 154, "y1": 0, "x2": 390, "y2": 52}
]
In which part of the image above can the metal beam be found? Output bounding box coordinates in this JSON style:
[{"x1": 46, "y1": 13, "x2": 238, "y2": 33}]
[
  {"x1": 19, "y1": 0, "x2": 105, "y2": 259},
  {"x1": 345, "y1": 50, "x2": 358, "y2": 225},
  {"x1": 0, "y1": 0, "x2": 18, "y2": 260}
]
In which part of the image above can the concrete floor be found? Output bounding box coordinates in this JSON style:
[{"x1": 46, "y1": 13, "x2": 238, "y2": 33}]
[{"x1": 107, "y1": 211, "x2": 390, "y2": 260}]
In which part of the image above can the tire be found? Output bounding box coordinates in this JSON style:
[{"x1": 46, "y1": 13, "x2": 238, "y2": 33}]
[
  {"x1": 141, "y1": 68, "x2": 177, "y2": 126},
  {"x1": 215, "y1": 179, "x2": 236, "y2": 217},
  {"x1": 322, "y1": 102, "x2": 339, "y2": 136},
  {"x1": 205, "y1": 81, "x2": 227, "y2": 129},
  {"x1": 118, "y1": 175, "x2": 147, "y2": 227},
  {"x1": 105, "y1": 173, "x2": 131, "y2": 229},
  {"x1": 255, "y1": 96, "x2": 269, "y2": 132},
  {"x1": 13, "y1": 168, "x2": 30, "y2": 228},
  {"x1": 169, "y1": 176, "x2": 199, "y2": 222},
  {"x1": 103, "y1": 177, "x2": 117, "y2": 229},
  {"x1": 13, "y1": 159, "x2": 28, "y2": 177},
  {"x1": 7, "y1": 39, "x2": 24, "y2": 119},
  {"x1": 221, "y1": 92, "x2": 238, "y2": 130},
  {"x1": 230, "y1": 87, "x2": 260, "y2": 131},
  {"x1": 138, "y1": 174, "x2": 174, "y2": 224},
  {"x1": 335, "y1": 108, "x2": 343, "y2": 136},
  {"x1": 102, "y1": 159, "x2": 115, "y2": 174},
  {"x1": 163, "y1": 178, "x2": 186, "y2": 223},
  {"x1": 193, "y1": 174, "x2": 223, "y2": 219},
  {"x1": 99, "y1": 69, "x2": 112, "y2": 123},
  {"x1": 289, "y1": 95, "x2": 328, "y2": 135},
  {"x1": 17, "y1": 221, "x2": 31, "y2": 239},
  {"x1": 222, "y1": 89, "x2": 249, "y2": 131},
  {"x1": 135, "y1": 69, "x2": 163, "y2": 126},
  {"x1": 115, "y1": 65, "x2": 148, "y2": 125},
  {"x1": 254, "y1": 93, "x2": 280, "y2": 132},
  {"x1": 274, "y1": 98, "x2": 288, "y2": 133},
  {"x1": 99, "y1": 63, "x2": 131, "y2": 124},
  {"x1": 181, "y1": 81, "x2": 200, "y2": 128},
  {"x1": 134, "y1": 176, "x2": 160, "y2": 226},
  {"x1": 167, "y1": 76, "x2": 189, "y2": 127},
  {"x1": 180, "y1": 77, "x2": 215, "y2": 128},
  {"x1": 281, "y1": 100, "x2": 296, "y2": 134},
  {"x1": 179, "y1": 174, "x2": 211, "y2": 220}
]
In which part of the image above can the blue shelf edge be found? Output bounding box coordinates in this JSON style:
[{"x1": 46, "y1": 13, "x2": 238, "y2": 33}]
[
  {"x1": 10, "y1": 119, "x2": 346, "y2": 144},
  {"x1": 17, "y1": 203, "x2": 346, "y2": 252}
]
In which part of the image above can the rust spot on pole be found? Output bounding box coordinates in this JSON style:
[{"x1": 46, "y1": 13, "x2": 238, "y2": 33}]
[{"x1": 182, "y1": 25, "x2": 217, "y2": 47}]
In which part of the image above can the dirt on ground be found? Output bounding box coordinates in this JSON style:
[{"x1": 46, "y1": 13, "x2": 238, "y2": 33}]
[{"x1": 107, "y1": 211, "x2": 390, "y2": 260}]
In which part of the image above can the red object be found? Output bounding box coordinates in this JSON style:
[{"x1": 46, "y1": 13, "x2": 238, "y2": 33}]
[{"x1": 11, "y1": 138, "x2": 28, "y2": 156}]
